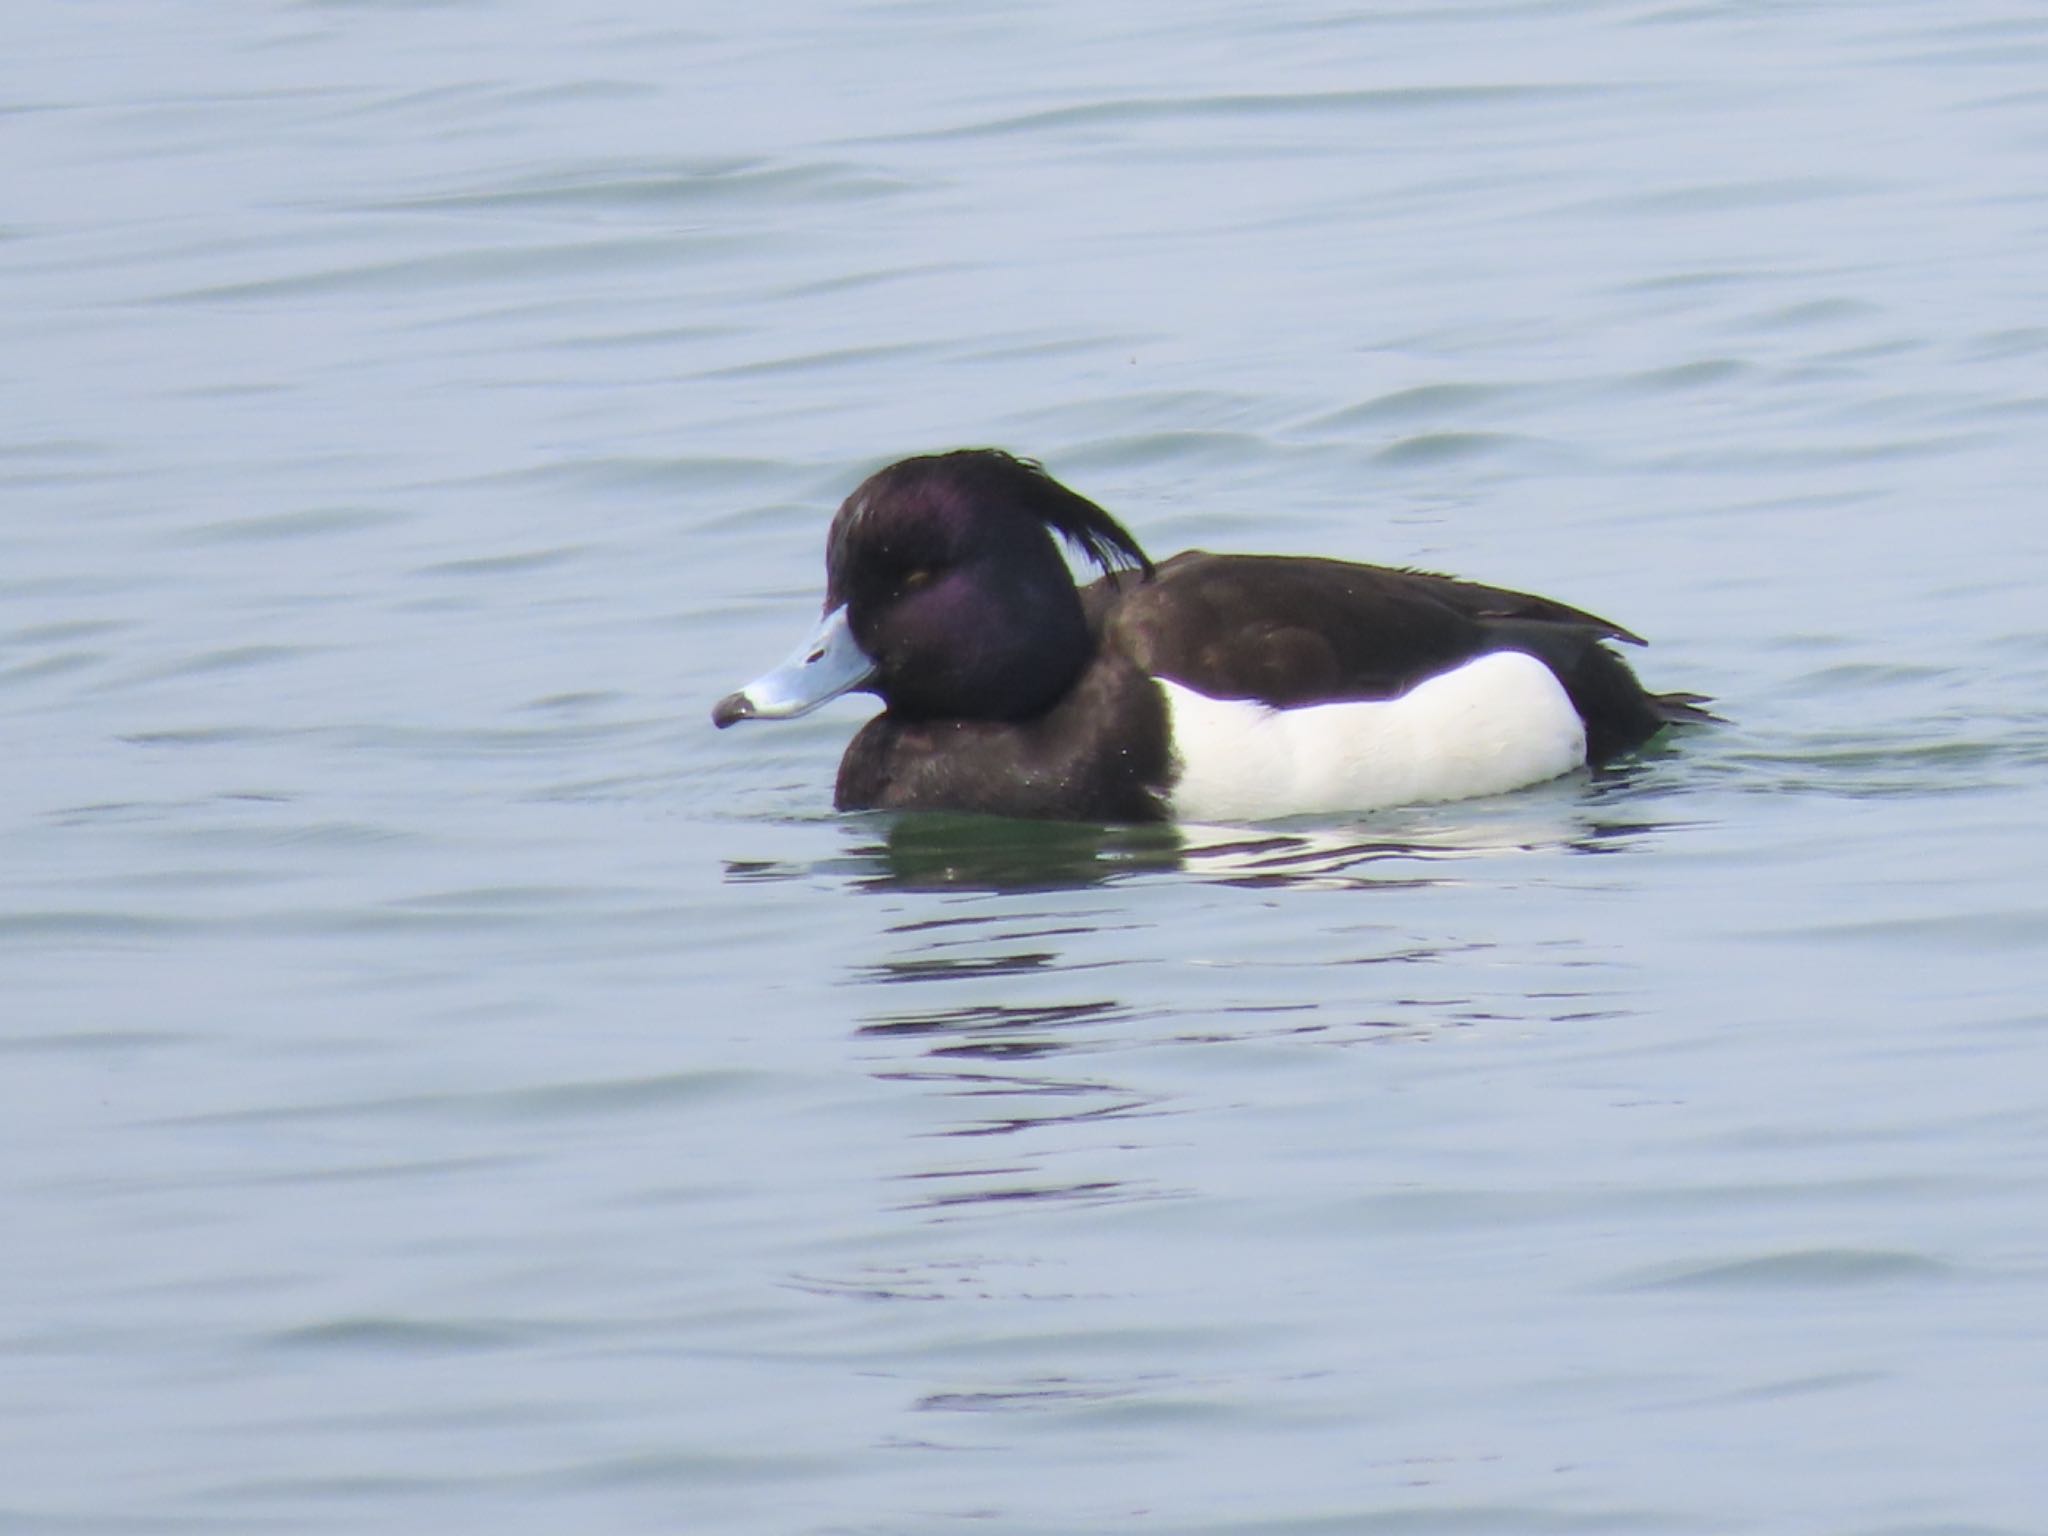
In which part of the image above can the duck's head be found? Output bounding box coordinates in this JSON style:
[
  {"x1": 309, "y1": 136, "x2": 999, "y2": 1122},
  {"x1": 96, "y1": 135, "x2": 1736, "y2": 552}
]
[{"x1": 713, "y1": 450, "x2": 1152, "y2": 728}]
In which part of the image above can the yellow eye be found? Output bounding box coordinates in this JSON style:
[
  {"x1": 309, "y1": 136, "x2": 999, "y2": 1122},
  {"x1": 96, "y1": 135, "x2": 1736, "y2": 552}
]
[{"x1": 900, "y1": 567, "x2": 933, "y2": 590}]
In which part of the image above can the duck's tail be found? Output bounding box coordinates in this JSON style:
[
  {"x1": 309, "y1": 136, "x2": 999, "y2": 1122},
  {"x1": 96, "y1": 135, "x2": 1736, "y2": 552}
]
[{"x1": 1652, "y1": 690, "x2": 1724, "y2": 727}]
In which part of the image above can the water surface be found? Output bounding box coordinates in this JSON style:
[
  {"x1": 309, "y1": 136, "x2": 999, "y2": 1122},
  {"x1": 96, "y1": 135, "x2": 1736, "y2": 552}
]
[{"x1": 6, "y1": 3, "x2": 2048, "y2": 1532}]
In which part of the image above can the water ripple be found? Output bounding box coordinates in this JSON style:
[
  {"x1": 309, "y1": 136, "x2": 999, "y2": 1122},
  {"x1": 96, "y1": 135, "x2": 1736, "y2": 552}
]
[
  {"x1": 889, "y1": 83, "x2": 1618, "y2": 142},
  {"x1": 1623, "y1": 1249, "x2": 1955, "y2": 1291}
]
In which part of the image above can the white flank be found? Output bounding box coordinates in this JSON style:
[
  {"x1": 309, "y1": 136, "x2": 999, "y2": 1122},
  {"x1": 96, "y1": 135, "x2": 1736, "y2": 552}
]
[{"x1": 1161, "y1": 651, "x2": 1587, "y2": 823}]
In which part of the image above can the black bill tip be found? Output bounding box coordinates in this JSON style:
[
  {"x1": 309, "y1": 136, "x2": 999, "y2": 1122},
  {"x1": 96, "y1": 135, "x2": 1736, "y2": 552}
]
[{"x1": 711, "y1": 691, "x2": 755, "y2": 729}]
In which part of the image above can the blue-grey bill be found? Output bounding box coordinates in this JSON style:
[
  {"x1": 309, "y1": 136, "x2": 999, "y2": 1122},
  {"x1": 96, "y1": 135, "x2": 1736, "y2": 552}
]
[{"x1": 712, "y1": 605, "x2": 875, "y2": 728}]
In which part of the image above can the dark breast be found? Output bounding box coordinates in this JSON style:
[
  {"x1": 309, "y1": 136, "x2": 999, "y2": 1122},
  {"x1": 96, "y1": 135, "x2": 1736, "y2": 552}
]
[{"x1": 835, "y1": 651, "x2": 1175, "y2": 821}]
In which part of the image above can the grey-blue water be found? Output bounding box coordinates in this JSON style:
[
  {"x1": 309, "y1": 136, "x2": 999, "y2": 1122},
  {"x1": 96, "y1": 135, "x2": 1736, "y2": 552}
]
[{"x1": 6, "y1": 3, "x2": 2048, "y2": 1532}]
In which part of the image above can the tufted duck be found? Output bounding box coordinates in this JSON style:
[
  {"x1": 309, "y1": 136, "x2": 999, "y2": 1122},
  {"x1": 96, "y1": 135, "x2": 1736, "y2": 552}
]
[{"x1": 712, "y1": 450, "x2": 1712, "y2": 822}]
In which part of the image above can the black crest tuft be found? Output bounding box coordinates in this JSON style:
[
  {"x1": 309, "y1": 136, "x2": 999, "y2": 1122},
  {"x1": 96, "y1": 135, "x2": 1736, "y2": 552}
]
[{"x1": 927, "y1": 449, "x2": 1154, "y2": 583}]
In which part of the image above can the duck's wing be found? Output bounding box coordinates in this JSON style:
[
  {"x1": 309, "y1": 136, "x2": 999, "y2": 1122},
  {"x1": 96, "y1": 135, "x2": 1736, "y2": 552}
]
[
  {"x1": 1090, "y1": 551, "x2": 1637, "y2": 709},
  {"x1": 1362, "y1": 563, "x2": 1645, "y2": 646}
]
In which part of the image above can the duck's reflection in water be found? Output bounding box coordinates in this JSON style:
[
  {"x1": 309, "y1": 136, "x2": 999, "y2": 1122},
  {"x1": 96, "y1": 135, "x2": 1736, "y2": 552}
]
[
  {"x1": 860, "y1": 998, "x2": 1173, "y2": 1216},
  {"x1": 770, "y1": 786, "x2": 1670, "y2": 1442},
  {"x1": 722, "y1": 777, "x2": 1677, "y2": 1225},
  {"x1": 833, "y1": 767, "x2": 1683, "y2": 895}
]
